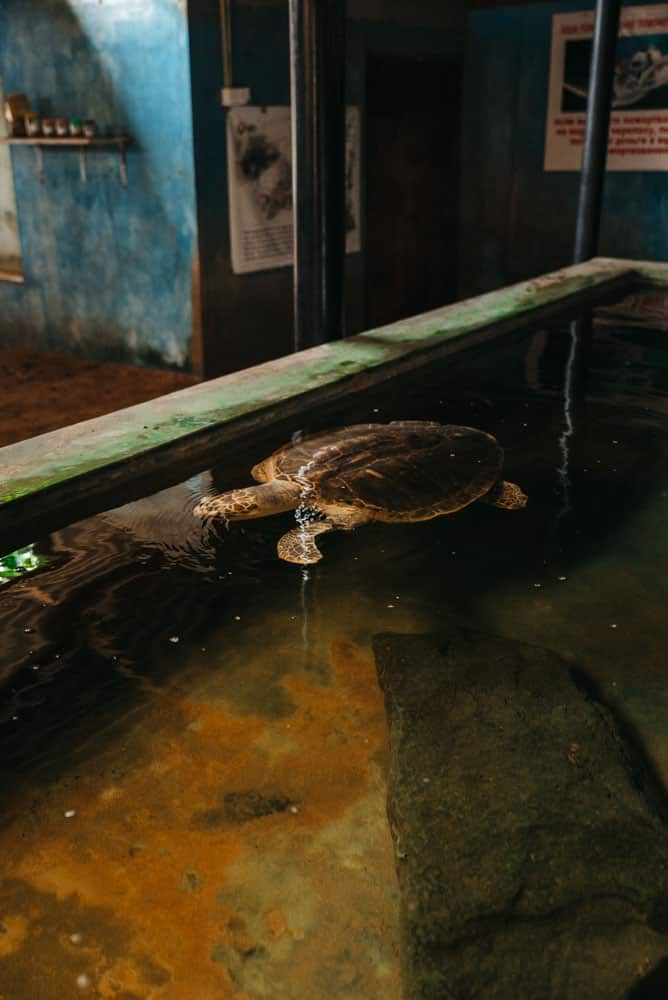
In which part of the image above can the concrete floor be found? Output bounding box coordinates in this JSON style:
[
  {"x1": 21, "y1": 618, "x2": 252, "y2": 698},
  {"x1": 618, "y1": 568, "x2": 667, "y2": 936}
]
[{"x1": 0, "y1": 350, "x2": 197, "y2": 448}]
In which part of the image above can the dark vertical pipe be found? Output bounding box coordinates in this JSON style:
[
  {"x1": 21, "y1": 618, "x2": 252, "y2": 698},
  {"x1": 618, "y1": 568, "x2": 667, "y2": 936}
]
[
  {"x1": 289, "y1": 0, "x2": 347, "y2": 351},
  {"x1": 317, "y1": 4, "x2": 347, "y2": 345},
  {"x1": 289, "y1": 0, "x2": 317, "y2": 352},
  {"x1": 573, "y1": 0, "x2": 622, "y2": 263}
]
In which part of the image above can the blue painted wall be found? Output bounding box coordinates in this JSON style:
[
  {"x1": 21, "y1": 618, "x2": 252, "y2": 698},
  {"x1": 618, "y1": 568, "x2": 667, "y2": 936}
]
[
  {"x1": 188, "y1": 0, "x2": 294, "y2": 376},
  {"x1": 0, "y1": 0, "x2": 464, "y2": 375},
  {"x1": 0, "y1": 0, "x2": 198, "y2": 370},
  {"x1": 460, "y1": 0, "x2": 668, "y2": 296}
]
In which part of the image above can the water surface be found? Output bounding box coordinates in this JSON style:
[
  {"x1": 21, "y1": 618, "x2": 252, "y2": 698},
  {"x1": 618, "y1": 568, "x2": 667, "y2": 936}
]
[{"x1": 1, "y1": 291, "x2": 668, "y2": 998}]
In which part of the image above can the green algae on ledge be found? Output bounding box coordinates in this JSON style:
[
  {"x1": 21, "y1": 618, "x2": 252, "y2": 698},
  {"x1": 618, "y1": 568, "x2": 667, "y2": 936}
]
[{"x1": 0, "y1": 258, "x2": 646, "y2": 538}]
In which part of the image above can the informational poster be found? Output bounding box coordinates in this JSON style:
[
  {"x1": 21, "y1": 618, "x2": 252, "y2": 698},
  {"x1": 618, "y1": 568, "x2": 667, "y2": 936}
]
[
  {"x1": 545, "y1": 4, "x2": 668, "y2": 170},
  {"x1": 227, "y1": 105, "x2": 361, "y2": 274}
]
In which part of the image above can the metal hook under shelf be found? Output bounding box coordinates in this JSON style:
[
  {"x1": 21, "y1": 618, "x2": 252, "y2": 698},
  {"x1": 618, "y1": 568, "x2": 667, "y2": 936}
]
[{"x1": 3, "y1": 136, "x2": 132, "y2": 187}]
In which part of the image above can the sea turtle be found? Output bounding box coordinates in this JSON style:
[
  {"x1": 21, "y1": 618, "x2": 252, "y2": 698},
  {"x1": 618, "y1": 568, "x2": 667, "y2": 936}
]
[{"x1": 194, "y1": 421, "x2": 527, "y2": 565}]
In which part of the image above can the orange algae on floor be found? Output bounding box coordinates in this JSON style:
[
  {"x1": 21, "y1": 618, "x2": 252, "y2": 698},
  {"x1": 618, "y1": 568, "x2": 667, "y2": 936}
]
[{"x1": 0, "y1": 639, "x2": 400, "y2": 1000}]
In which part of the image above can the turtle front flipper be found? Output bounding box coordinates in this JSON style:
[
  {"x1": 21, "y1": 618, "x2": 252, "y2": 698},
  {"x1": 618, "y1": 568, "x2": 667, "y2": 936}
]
[
  {"x1": 194, "y1": 481, "x2": 301, "y2": 521},
  {"x1": 482, "y1": 479, "x2": 528, "y2": 510},
  {"x1": 277, "y1": 522, "x2": 334, "y2": 565}
]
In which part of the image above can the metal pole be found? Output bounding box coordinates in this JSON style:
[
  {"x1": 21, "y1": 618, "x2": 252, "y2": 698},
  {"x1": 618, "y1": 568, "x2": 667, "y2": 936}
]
[
  {"x1": 573, "y1": 0, "x2": 622, "y2": 263},
  {"x1": 220, "y1": 0, "x2": 234, "y2": 89},
  {"x1": 317, "y1": 3, "x2": 346, "y2": 345},
  {"x1": 289, "y1": 0, "x2": 347, "y2": 351}
]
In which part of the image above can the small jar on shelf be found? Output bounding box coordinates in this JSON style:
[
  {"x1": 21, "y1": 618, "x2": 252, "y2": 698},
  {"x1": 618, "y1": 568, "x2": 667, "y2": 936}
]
[
  {"x1": 24, "y1": 111, "x2": 41, "y2": 137},
  {"x1": 4, "y1": 93, "x2": 31, "y2": 137}
]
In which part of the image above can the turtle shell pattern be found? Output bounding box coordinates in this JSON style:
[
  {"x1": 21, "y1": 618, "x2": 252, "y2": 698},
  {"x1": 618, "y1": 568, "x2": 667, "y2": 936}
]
[{"x1": 251, "y1": 421, "x2": 503, "y2": 522}]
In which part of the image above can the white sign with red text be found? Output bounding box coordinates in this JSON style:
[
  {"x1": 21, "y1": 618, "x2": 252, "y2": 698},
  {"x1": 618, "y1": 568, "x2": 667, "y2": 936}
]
[{"x1": 545, "y1": 4, "x2": 668, "y2": 170}]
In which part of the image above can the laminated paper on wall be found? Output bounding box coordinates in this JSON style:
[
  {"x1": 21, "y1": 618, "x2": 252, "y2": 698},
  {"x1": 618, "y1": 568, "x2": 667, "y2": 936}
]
[
  {"x1": 227, "y1": 105, "x2": 361, "y2": 275},
  {"x1": 545, "y1": 3, "x2": 668, "y2": 171}
]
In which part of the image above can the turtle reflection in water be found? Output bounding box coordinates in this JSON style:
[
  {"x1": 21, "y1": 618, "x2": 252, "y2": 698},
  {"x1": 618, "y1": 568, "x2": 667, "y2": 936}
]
[{"x1": 194, "y1": 421, "x2": 527, "y2": 565}]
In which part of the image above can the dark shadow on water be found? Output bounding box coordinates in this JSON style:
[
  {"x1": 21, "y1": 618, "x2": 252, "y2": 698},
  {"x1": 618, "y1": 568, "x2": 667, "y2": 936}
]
[{"x1": 628, "y1": 958, "x2": 668, "y2": 998}]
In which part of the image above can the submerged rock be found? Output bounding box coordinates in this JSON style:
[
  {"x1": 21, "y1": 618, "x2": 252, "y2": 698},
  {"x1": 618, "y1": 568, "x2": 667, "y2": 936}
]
[{"x1": 373, "y1": 628, "x2": 668, "y2": 999}]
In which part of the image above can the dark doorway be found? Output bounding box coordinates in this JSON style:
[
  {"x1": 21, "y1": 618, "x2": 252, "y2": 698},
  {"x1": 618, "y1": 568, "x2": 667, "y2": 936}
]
[{"x1": 365, "y1": 54, "x2": 461, "y2": 328}]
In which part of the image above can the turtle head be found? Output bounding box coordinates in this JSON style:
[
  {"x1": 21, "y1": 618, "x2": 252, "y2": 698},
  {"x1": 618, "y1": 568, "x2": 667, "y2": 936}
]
[{"x1": 483, "y1": 480, "x2": 528, "y2": 510}]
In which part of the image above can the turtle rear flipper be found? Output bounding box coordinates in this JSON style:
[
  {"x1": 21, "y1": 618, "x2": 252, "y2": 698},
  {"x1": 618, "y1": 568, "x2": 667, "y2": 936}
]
[
  {"x1": 482, "y1": 480, "x2": 528, "y2": 510},
  {"x1": 277, "y1": 507, "x2": 369, "y2": 564},
  {"x1": 277, "y1": 522, "x2": 334, "y2": 565},
  {"x1": 194, "y1": 481, "x2": 300, "y2": 521}
]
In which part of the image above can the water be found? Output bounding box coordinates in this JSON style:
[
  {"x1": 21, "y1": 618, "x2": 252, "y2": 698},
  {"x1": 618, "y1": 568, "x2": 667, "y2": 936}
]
[{"x1": 2, "y1": 290, "x2": 668, "y2": 997}]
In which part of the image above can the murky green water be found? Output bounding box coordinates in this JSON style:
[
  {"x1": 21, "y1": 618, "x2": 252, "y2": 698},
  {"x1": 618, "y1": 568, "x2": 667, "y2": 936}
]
[{"x1": 1, "y1": 291, "x2": 668, "y2": 998}]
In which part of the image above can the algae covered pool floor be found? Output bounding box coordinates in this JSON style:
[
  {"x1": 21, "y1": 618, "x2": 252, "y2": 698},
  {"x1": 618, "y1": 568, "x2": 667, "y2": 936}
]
[{"x1": 2, "y1": 299, "x2": 668, "y2": 997}]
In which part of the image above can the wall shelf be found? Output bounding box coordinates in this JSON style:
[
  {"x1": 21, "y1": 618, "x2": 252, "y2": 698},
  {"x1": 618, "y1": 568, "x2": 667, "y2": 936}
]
[
  {"x1": 0, "y1": 269, "x2": 24, "y2": 285},
  {"x1": 1, "y1": 136, "x2": 133, "y2": 186},
  {"x1": 4, "y1": 136, "x2": 131, "y2": 146}
]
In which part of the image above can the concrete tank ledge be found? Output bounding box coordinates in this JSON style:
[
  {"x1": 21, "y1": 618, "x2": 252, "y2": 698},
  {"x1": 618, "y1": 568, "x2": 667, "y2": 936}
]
[{"x1": 1, "y1": 256, "x2": 665, "y2": 547}]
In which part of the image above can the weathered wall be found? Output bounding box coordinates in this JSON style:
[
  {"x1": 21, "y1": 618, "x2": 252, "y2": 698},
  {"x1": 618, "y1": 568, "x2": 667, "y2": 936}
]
[
  {"x1": 459, "y1": 0, "x2": 668, "y2": 297},
  {"x1": 0, "y1": 80, "x2": 22, "y2": 277},
  {"x1": 189, "y1": 0, "x2": 466, "y2": 377},
  {"x1": 0, "y1": 0, "x2": 198, "y2": 370},
  {"x1": 0, "y1": 0, "x2": 466, "y2": 376},
  {"x1": 188, "y1": 0, "x2": 295, "y2": 376}
]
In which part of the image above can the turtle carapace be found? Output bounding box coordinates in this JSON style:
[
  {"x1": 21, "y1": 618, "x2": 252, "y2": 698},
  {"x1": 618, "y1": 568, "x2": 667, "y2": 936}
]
[{"x1": 194, "y1": 421, "x2": 527, "y2": 564}]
